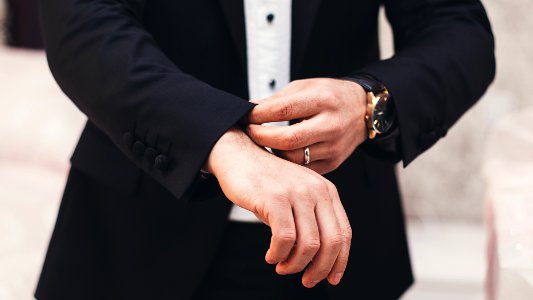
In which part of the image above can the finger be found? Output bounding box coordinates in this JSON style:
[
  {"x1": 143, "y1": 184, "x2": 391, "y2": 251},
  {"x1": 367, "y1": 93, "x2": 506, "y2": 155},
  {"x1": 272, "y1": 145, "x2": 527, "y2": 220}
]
[
  {"x1": 273, "y1": 142, "x2": 332, "y2": 165},
  {"x1": 248, "y1": 92, "x2": 321, "y2": 124},
  {"x1": 247, "y1": 118, "x2": 328, "y2": 151},
  {"x1": 265, "y1": 201, "x2": 297, "y2": 265},
  {"x1": 301, "y1": 196, "x2": 343, "y2": 288},
  {"x1": 249, "y1": 85, "x2": 298, "y2": 105},
  {"x1": 276, "y1": 200, "x2": 320, "y2": 275},
  {"x1": 326, "y1": 184, "x2": 352, "y2": 286}
]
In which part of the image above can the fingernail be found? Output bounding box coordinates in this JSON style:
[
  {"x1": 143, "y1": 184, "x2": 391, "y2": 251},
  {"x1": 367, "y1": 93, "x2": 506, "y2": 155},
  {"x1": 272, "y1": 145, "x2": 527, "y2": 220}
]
[{"x1": 333, "y1": 272, "x2": 343, "y2": 285}]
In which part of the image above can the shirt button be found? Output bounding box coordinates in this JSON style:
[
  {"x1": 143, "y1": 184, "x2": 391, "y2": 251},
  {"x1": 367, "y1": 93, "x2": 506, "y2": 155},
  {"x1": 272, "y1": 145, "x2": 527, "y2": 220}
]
[
  {"x1": 269, "y1": 79, "x2": 276, "y2": 89},
  {"x1": 266, "y1": 13, "x2": 275, "y2": 23}
]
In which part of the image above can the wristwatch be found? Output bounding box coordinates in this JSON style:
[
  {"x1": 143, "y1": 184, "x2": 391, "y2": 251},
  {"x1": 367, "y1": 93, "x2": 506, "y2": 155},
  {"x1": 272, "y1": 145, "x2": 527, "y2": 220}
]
[{"x1": 349, "y1": 74, "x2": 396, "y2": 139}]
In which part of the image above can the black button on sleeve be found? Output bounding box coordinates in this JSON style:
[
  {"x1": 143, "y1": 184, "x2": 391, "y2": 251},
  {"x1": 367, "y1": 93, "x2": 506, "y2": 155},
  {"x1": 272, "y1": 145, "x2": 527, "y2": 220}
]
[
  {"x1": 267, "y1": 13, "x2": 275, "y2": 23},
  {"x1": 144, "y1": 147, "x2": 158, "y2": 162},
  {"x1": 133, "y1": 141, "x2": 146, "y2": 156},
  {"x1": 154, "y1": 154, "x2": 170, "y2": 171},
  {"x1": 123, "y1": 132, "x2": 134, "y2": 148}
]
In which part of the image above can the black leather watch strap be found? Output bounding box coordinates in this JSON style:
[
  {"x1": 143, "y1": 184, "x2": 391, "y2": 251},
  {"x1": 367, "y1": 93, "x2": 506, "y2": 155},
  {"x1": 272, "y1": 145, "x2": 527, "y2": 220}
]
[{"x1": 347, "y1": 74, "x2": 387, "y2": 94}]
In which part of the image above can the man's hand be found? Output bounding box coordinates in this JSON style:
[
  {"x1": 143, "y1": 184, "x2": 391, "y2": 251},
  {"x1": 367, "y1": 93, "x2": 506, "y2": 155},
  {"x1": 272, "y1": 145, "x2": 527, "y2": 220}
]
[
  {"x1": 246, "y1": 78, "x2": 367, "y2": 175},
  {"x1": 206, "y1": 128, "x2": 352, "y2": 288}
]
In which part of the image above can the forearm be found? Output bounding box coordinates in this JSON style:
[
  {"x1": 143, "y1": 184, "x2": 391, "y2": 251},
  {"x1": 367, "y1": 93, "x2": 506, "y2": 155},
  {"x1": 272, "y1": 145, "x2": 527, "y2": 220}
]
[
  {"x1": 350, "y1": 0, "x2": 495, "y2": 166},
  {"x1": 40, "y1": 0, "x2": 255, "y2": 201},
  {"x1": 205, "y1": 127, "x2": 261, "y2": 177}
]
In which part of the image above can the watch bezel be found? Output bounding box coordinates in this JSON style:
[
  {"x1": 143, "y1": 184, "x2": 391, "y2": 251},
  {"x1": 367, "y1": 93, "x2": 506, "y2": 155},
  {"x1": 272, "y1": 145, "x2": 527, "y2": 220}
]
[
  {"x1": 365, "y1": 89, "x2": 394, "y2": 139},
  {"x1": 371, "y1": 91, "x2": 394, "y2": 135},
  {"x1": 349, "y1": 74, "x2": 395, "y2": 140}
]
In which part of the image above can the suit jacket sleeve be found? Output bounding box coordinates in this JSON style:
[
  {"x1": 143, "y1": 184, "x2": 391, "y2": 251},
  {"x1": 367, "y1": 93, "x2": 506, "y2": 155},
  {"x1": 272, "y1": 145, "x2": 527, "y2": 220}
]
[
  {"x1": 348, "y1": 0, "x2": 496, "y2": 166},
  {"x1": 40, "y1": 0, "x2": 255, "y2": 201}
]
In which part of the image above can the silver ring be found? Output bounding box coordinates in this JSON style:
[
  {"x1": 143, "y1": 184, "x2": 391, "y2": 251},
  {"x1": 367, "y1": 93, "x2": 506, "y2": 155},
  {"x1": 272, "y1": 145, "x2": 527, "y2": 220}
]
[{"x1": 304, "y1": 147, "x2": 311, "y2": 165}]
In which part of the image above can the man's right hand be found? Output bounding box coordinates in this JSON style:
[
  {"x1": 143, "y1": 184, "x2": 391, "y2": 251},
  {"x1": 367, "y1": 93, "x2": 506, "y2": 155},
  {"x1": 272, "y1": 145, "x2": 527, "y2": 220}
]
[{"x1": 205, "y1": 128, "x2": 352, "y2": 288}]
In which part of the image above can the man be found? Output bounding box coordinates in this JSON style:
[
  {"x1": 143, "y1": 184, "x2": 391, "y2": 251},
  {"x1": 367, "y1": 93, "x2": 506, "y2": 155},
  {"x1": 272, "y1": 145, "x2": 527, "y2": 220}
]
[{"x1": 36, "y1": 0, "x2": 495, "y2": 299}]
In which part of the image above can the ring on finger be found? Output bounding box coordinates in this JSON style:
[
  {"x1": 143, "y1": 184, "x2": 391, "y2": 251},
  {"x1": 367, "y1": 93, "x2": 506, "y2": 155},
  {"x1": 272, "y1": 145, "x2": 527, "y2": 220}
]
[{"x1": 304, "y1": 146, "x2": 311, "y2": 165}]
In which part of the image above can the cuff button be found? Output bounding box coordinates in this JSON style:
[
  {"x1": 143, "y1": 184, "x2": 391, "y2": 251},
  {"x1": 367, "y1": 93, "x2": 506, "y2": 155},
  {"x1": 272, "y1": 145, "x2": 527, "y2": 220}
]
[
  {"x1": 155, "y1": 154, "x2": 170, "y2": 171},
  {"x1": 144, "y1": 147, "x2": 158, "y2": 162},
  {"x1": 133, "y1": 141, "x2": 146, "y2": 156}
]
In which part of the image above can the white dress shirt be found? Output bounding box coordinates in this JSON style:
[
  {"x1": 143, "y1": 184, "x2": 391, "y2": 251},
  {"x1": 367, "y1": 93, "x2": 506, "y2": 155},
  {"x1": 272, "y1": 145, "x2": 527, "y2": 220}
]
[{"x1": 228, "y1": 0, "x2": 292, "y2": 222}]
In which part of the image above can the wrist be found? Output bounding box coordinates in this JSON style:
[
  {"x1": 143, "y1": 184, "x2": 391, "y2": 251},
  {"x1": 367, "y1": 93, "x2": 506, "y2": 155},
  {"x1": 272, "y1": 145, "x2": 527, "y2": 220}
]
[
  {"x1": 341, "y1": 79, "x2": 369, "y2": 142},
  {"x1": 344, "y1": 74, "x2": 396, "y2": 139},
  {"x1": 205, "y1": 127, "x2": 253, "y2": 176}
]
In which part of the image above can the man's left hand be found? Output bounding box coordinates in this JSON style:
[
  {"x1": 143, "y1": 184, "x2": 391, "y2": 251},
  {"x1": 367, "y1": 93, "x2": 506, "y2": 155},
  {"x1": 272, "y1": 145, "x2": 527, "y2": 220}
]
[{"x1": 247, "y1": 78, "x2": 368, "y2": 175}]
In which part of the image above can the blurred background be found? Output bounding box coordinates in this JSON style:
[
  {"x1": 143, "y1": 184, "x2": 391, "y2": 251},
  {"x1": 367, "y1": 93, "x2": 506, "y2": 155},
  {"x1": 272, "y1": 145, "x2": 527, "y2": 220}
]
[{"x1": 0, "y1": 1, "x2": 532, "y2": 299}]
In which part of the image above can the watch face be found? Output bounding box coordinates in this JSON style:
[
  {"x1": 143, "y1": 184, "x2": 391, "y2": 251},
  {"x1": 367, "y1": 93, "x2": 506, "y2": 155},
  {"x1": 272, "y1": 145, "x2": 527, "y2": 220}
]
[{"x1": 372, "y1": 94, "x2": 395, "y2": 134}]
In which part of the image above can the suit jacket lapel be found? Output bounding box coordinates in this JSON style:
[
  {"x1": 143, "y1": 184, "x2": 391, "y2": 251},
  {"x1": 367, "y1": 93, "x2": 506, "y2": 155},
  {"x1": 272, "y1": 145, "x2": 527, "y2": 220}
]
[
  {"x1": 218, "y1": 0, "x2": 322, "y2": 80},
  {"x1": 291, "y1": 0, "x2": 321, "y2": 79},
  {"x1": 218, "y1": 0, "x2": 247, "y2": 74}
]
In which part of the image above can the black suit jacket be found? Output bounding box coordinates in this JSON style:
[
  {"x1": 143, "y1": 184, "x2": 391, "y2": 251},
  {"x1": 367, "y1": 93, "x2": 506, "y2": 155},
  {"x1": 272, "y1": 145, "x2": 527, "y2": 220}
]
[{"x1": 37, "y1": 0, "x2": 495, "y2": 299}]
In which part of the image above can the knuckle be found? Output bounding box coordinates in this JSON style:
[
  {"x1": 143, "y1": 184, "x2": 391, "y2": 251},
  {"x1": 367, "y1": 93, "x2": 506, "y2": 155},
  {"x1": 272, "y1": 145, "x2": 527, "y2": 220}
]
[
  {"x1": 277, "y1": 102, "x2": 293, "y2": 119},
  {"x1": 325, "y1": 180, "x2": 337, "y2": 192},
  {"x1": 293, "y1": 181, "x2": 309, "y2": 195},
  {"x1": 328, "y1": 232, "x2": 344, "y2": 248},
  {"x1": 284, "y1": 131, "x2": 303, "y2": 149},
  {"x1": 301, "y1": 238, "x2": 321, "y2": 254},
  {"x1": 270, "y1": 188, "x2": 291, "y2": 203},
  {"x1": 320, "y1": 90, "x2": 335, "y2": 102},
  {"x1": 276, "y1": 230, "x2": 297, "y2": 244},
  {"x1": 315, "y1": 180, "x2": 331, "y2": 195},
  {"x1": 344, "y1": 226, "x2": 353, "y2": 241},
  {"x1": 312, "y1": 177, "x2": 328, "y2": 188},
  {"x1": 307, "y1": 179, "x2": 328, "y2": 196}
]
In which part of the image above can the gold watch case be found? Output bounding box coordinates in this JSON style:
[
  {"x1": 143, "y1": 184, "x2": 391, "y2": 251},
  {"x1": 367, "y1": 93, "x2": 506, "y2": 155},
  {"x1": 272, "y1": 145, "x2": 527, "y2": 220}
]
[{"x1": 364, "y1": 89, "x2": 392, "y2": 139}]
